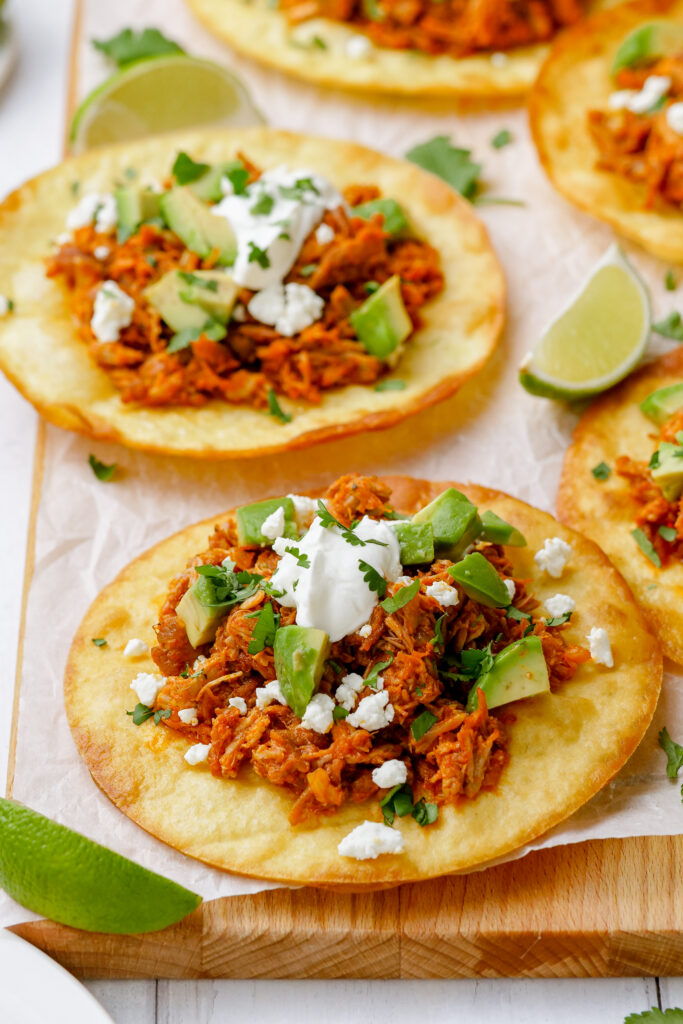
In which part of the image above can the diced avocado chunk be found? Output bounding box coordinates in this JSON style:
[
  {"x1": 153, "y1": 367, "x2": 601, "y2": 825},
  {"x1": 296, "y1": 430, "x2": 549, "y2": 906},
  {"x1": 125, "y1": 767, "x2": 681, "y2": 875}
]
[
  {"x1": 160, "y1": 187, "x2": 237, "y2": 266},
  {"x1": 392, "y1": 521, "x2": 434, "y2": 565},
  {"x1": 466, "y1": 635, "x2": 550, "y2": 712},
  {"x1": 448, "y1": 551, "x2": 510, "y2": 608},
  {"x1": 274, "y1": 625, "x2": 331, "y2": 718},
  {"x1": 640, "y1": 383, "x2": 683, "y2": 426},
  {"x1": 350, "y1": 275, "x2": 412, "y2": 362},
  {"x1": 176, "y1": 583, "x2": 227, "y2": 648},
  {"x1": 353, "y1": 198, "x2": 409, "y2": 237},
  {"x1": 480, "y1": 510, "x2": 527, "y2": 548},
  {"x1": 412, "y1": 487, "x2": 483, "y2": 559},
  {"x1": 144, "y1": 269, "x2": 238, "y2": 332},
  {"x1": 612, "y1": 20, "x2": 683, "y2": 76},
  {"x1": 190, "y1": 161, "x2": 246, "y2": 203},
  {"x1": 115, "y1": 186, "x2": 162, "y2": 240},
  {"x1": 651, "y1": 441, "x2": 683, "y2": 501},
  {"x1": 236, "y1": 497, "x2": 298, "y2": 547}
]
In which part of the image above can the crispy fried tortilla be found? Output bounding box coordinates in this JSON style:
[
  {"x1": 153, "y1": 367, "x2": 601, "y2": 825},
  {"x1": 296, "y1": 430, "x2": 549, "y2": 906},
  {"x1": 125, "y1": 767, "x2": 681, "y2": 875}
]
[
  {"x1": 530, "y1": 0, "x2": 683, "y2": 261},
  {"x1": 64, "y1": 476, "x2": 661, "y2": 886},
  {"x1": 559, "y1": 349, "x2": 683, "y2": 664}
]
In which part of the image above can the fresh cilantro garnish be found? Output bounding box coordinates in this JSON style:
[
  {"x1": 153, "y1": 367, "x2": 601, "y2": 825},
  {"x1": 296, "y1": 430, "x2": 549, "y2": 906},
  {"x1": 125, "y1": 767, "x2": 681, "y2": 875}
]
[
  {"x1": 300, "y1": 263, "x2": 317, "y2": 277},
  {"x1": 659, "y1": 525, "x2": 678, "y2": 541},
  {"x1": 267, "y1": 388, "x2": 292, "y2": 424},
  {"x1": 311, "y1": 35, "x2": 327, "y2": 49},
  {"x1": 659, "y1": 727, "x2": 683, "y2": 794},
  {"x1": 248, "y1": 242, "x2": 270, "y2": 268},
  {"x1": 315, "y1": 500, "x2": 385, "y2": 548},
  {"x1": 365, "y1": 656, "x2": 393, "y2": 690},
  {"x1": 333, "y1": 706, "x2": 349, "y2": 720},
  {"x1": 154, "y1": 708, "x2": 172, "y2": 724},
  {"x1": 250, "y1": 193, "x2": 275, "y2": 216},
  {"x1": 412, "y1": 798, "x2": 439, "y2": 827},
  {"x1": 224, "y1": 165, "x2": 249, "y2": 195},
  {"x1": 328, "y1": 659, "x2": 344, "y2": 673},
  {"x1": 591, "y1": 461, "x2": 611, "y2": 481},
  {"x1": 507, "y1": 606, "x2": 531, "y2": 621},
  {"x1": 381, "y1": 580, "x2": 420, "y2": 613},
  {"x1": 285, "y1": 545, "x2": 311, "y2": 568},
  {"x1": 126, "y1": 703, "x2": 154, "y2": 725},
  {"x1": 375, "y1": 378, "x2": 406, "y2": 392},
  {"x1": 358, "y1": 559, "x2": 387, "y2": 597},
  {"x1": 649, "y1": 450, "x2": 661, "y2": 470},
  {"x1": 91, "y1": 637, "x2": 107, "y2": 647},
  {"x1": 179, "y1": 664, "x2": 190, "y2": 678},
  {"x1": 172, "y1": 151, "x2": 210, "y2": 185},
  {"x1": 442, "y1": 641, "x2": 495, "y2": 684},
  {"x1": 194, "y1": 564, "x2": 261, "y2": 609},
  {"x1": 380, "y1": 784, "x2": 438, "y2": 827},
  {"x1": 491, "y1": 129, "x2": 512, "y2": 149},
  {"x1": 167, "y1": 319, "x2": 226, "y2": 352},
  {"x1": 177, "y1": 271, "x2": 219, "y2": 292},
  {"x1": 431, "y1": 613, "x2": 447, "y2": 648},
  {"x1": 411, "y1": 708, "x2": 438, "y2": 741},
  {"x1": 70, "y1": 180, "x2": 80, "y2": 196},
  {"x1": 653, "y1": 312, "x2": 683, "y2": 341},
  {"x1": 364, "y1": 281, "x2": 380, "y2": 294},
  {"x1": 631, "y1": 527, "x2": 662, "y2": 568},
  {"x1": 248, "y1": 603, "x2": 280, "y2": 655},
  {"x1": 88, "y1": 454, "x2": 116, "y2": 482},
  {"x1": 405, "y1": 136, "x2": 481, "y2": 201},
  {"x1": 625, "y1": 1009, "x2": 683, "y2": 1022},
  {"x1": 666, "y1": 269, "x2": 677, "y2": 291},
  {"x1": 545, "y1": 612, "x2": 572, "y2": 627},
  {"x1": 93, "y1": 27, "x2": 184, "y2": 66}
]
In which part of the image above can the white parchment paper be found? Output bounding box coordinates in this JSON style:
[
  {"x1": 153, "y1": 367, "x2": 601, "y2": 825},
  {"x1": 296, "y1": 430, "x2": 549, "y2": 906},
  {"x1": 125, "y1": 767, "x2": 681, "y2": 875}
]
[{"x1": 2, "y1": 0, "x2": 682, "y2": 928}]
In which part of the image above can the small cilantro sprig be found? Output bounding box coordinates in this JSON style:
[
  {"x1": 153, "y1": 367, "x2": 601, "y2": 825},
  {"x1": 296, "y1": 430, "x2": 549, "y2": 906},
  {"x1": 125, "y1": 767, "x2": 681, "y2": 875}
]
[
  {"x1": 285, "y1": 545, "x2": 311, "y2": 568},
  {"x1": 442, "y1": 640, "x2": 495, "y2": 685},
  {"x1": 358, "y1": 559, "x2": 387, "y2": 597},
  {"x1": 126, "y1": 704, "x2": 171, "y2": 726},
  {"x1": 491, "y1": 129, "x2": 513, "y2": 149},
  {"x1": 315, "y1": 500, "x2": 387, "y2": 549},
  {"x1": 381, "y1": 580, "x2": 420, "y2": 614},
  {"x1": 405, "y1": 136, "x2": 481, "y2": 201},
  {"x1": 431, "y1": 613, "x2": 447, "y2": 648},
  {"x1": 177, "y1": 271, "x2": 218, "y2": 292},
  {"x1": 365, "y1": 656, "x2": 393, "y2": 690},
  {"x1": 591, "y1": 461, "x2": 611, "y2": 481},
  {"x1": 247, "y1": 242, "x2": 270, "y2": 268},
  {"x1": 195, "y1": 564, "x2": 261, "y2": 609},
  {"x1": 93, "y1": 27, "x2": 184, "y2": 67},
  {"x1": 250, "y1": 193, "x2": 275, "y2": 217},
  {"x1": 659, "y1": 727, "x2": 683, "y2": 801},
  {"x1": 545, "y1": 612, "x2": 573, "y2": 628},
  {"x1": 91, "y1": 637, "x2": 107, "y2": 647},
  {"x1": 167, "y1": 319, "x2": 226, "y2": 353},
  {"x1": 666, "y1": 270, "x2": 678, "y2": 292},
  {"x1": 172, "y1": 151, "x2": 210, "y2": 185},
  {"x1": 631, "y1": 527, "x2": 662, "y2": 568},
  {"x1": 267, "y1": 388, "x2": 292, "y2": 424},
  {"x1": 247, "y1": 602, "x2": 280, "y2": 655},
  {"x1": 625, "y1": 1009, "x2": 683, "y2": 1022},
  {"x1": 659, "y1": 525, "x2": 678, "y2": 541},
  {"x1": 88, "y1": 454, "x2": 116, "y2": 482},
  {"x1": 279, "y1": 177, "x2": 320, "y2": 201},
  {"x1": 653, "y1": 312, "x2": 683, "y2": 341},
  {"x1": 411, "y1": 708, "x2": 438, "y2": 742},
  {"x1": 380, "y1": 783, "x2": 438, "y2": 828}
]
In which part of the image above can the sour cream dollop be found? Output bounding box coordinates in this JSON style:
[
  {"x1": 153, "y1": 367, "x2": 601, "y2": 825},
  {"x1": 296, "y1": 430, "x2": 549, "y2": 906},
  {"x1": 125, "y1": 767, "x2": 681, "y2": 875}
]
[{"x1": 270, "y1": 514, "x2": 402, "y2": 642}]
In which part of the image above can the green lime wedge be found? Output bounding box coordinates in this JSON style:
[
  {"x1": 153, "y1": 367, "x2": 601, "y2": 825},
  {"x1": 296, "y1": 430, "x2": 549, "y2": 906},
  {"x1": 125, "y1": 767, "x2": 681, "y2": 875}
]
[
  {"x1": 0, "y1": 798, "x2": 201, "y2": 933},
  {"x1": 519, "y1": 244, "x2": 651, "y2": 400},
  {"x1": 70, "y1": 54, "x2": 264, "y2": 155}
]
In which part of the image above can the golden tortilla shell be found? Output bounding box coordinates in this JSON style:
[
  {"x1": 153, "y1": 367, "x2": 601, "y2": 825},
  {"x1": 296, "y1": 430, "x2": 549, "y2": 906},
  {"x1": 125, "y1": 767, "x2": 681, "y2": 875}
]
[
  {"x1": 0, "y1": 127, "x2": 503, "y2": 460},
  {"x1": 64, "y1": 476, "x2": 661, "y2": 886},
  {"x1": 186, "y1": 0, "x2": 610, "y2": 99},
  {"x1": 530, "y1": 0, "x2": 683, "y2": 262},
  {"x1": 558, "y1": 349, "x2": 683, "y2": 664}
]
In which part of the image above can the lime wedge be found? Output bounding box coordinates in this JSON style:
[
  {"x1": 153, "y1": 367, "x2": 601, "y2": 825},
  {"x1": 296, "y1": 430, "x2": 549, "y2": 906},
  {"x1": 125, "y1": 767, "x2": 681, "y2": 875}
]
[
  {"x1": 70, "y1": 55, "x2": 264, "y2": 155},
  {"x1": 519, "y1": 244, "x2": 651, "y2": 400},
  {"x1": 0, "y1": 798, "x2": 201, "y2": 933}
]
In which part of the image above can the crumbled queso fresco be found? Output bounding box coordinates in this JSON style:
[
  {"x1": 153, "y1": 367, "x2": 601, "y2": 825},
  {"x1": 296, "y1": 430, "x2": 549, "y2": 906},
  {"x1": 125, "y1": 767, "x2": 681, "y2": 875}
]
[
  {"x1": 586, "y1": 626, "x2": 613, "y2": 667},
  {"x1": 260, "y1": 505, "x2": 287, "y2": 541},
  {"x1": 534, "y1": 537, "x2": 572, "y2": 578},
  {"x1": 608, "y1": 75, "x2": 671, "y2": 115},
  {"x1": 123, "y1": 637, "x2": 149, "y2": 659},
  {"x1": 301, "y1": 693, "x2": 335, "y2": 733},
  {"x1": 178, "y1": 707, "x2": 199, "y2": 725},
  {"x1": 130, "y1": 672, "x2": 165, "y2": 706},
  {"x1": 255, "y1": 679, "x2": 288, "y2": 708},
  {"x1": 66, "y1": 192, "x2": 118, "y2": 234},
  {"x1": 335, "y1": 672, "x2": 366, "y2": 711},
  {"x1": 424, "y1": 580, "x2": 460, "y2": 607},
  {"x1": 503, "y1": 578, "x2": 516, "y2": 602},
  {"x1": 228, "y1": 696, "x2": 248, "y2": 715},
  {"x1": 184, "y1": 742, "x2": 210, "y2": 766},
  {"x1": 338, "y1": 820, "x2": 405, "y2": 860},
  {"x1": 91, "y1": 281, "x2": 135, "y2": 343},
  {"x1": 544, "y1": 593, "x2": 575, "y2": 618},
  {"x1": 247, "y1": 283, "x2": 324, "y2": 338},
  {"x1": 346, "y1": 690, "x2": 394, "y2": 731},
  {"x1": 372, "y1": 759, "x2": 407, "y2": 789}
]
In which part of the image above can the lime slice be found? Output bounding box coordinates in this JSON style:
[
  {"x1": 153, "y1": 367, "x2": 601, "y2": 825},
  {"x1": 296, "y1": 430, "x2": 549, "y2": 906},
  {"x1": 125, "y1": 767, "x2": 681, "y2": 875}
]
[
  {"x1": 519, "y1": 244, "x2": 651, "y2": 400},
  {"x1": 0, "y1": 798, "x2": 201, "y2": 933},
  {"x1": 70, "y1": 55, "x2": 264, "y2": 155}
]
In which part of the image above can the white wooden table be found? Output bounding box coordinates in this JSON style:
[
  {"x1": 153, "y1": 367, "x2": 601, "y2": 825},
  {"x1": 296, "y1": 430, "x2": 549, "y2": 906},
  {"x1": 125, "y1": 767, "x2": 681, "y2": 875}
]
[{"x1": 0, "y1": 0, "x2": 681, "y2": 1019}]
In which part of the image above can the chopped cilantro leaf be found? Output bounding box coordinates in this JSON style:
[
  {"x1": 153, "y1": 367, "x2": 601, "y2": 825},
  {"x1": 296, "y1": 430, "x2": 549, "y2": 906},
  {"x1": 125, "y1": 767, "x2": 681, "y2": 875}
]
[
  {"x1": 653, "y1": 312, "x2": 683, "y2": 340},
  {"x1": 279, "y1": 177, "x2": 320, "y2": 201},
  {"x1": 666, "y1": 270, "x2": 678, "y2": 291},
  {"x1": 358, "y1": 559, "x2": 387, "y2": 597},
  {"x1": 312, "y1": 35, "x2": 327, "y2": 48},
  {"x1": 412, "y1": 798, "x2": 439, "y2": 827},
  {"x1": 507, "y1": 606, "x2": 531, "y2": 621},
  {"x1": 379, "y1": 783, "x2": 438, "y2": 828},
  {"x1": 333, "y1": 705, "x2": 349, "y2": 721},
  {"x1": 381, "y1": 580, "x2": 420, "y2": 613},
  {"x1": 88, "y1": 454, "x2": 116, "y2": 482},
  {"x1": 172, "y1": 151, "x2": 210, "y2": 185},
  {"x1": 177, "y1": 271, "x2": 219, "y2": 291},
  {"x1": 316, "y1": 500, "x2": 375, "y2": 547},
  {"x1": 375, "y1": 378, "x2": 406, "y2": 392},
  {"x1": 126, "y1": 703, "x2": 155, "y2": 725},
  {"x1": 441, "y1": 641, "x2": 495, "y2": 684},
  {"x1": 6, "y1": 299, "x2": 14, "y2": 313},
  {"x1": 248, "y1": 602, "x2": 280, "y2": 655},
  {"x1": 659, "y1": 727, "x2": 683, "y2": 782},
  {"x1": 625, "y1": 1010, "x2": 683, "y2": 1023},
  {"x1": 194, "y1": 563, "x2": 261, "y2": 609},
  {"x1": 328, "y1": 659, "x2": 344, "y2": 673},
  {"x1": 91, "y1": 637, "x2": 107, "y2": 647},
  {"x1": 285, "y1": 545, "x2": 311, "y2": 568},
  {"x1": 431, "y1": 613, "x2": 447, "y2": 648},
  {"x1": 300, "y1": 263, "x2": 317, "y2": 277},
  {"x1": 364, "y1": 281, "x2": 380, "y2": 294},
  {"x1": 250, "y1": 193, "x2": 275, "y2": 217},
  {"x1": 405, "y1": 136, "x2": 481, "y2": 201},
  {"x1": 365, "y1": 656, "x2": 393, "y2": 690},
  {"x1": 491, "y1": 129, "x2": 512, "y2": 149},
  {"x1": 545, "y1": 612, "x2": 572, "y2": 627},
  {"x1": 267, "y1": 388, "x2": 292, "y2": 424},
  {"x1": 631, "y1": 527, "x2": 662, "y2": 567},
  {"x1": 649, "y1": 450, "x2": 661, "y2": 470},
  {"x1": 70, "y1": 180, "x2": 80, "y2": 196},
  {"x1": 167, "y1": 319, "x2": 226, "y2": 352},
  {"x1": 659, "y1": 525, "x2": 678, "y2": 541},
  {"x1": 591, "y1": 461, "x2": 611, "y2": 481},
  {"x1": 248, "y1": 241, "x2": 270, "y2": 268},
  {"x1": 411, "y1": 708, "x2": 438, "y2": 741},
  {"x1": 93, "y1": 27, "x2": 184, "y2": 67},
  {"x1": 224, "y1": 165, "x2": 249, "y2": 195},
  {"x1": 154, "y1": 708, "x2": 172, "y2": 725}
]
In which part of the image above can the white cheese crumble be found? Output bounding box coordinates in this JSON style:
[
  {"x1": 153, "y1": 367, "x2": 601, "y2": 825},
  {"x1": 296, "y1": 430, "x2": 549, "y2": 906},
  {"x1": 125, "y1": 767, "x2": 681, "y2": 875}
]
[
  {"x1": 335, "y1": 672, "x2": 366, "y2": 711},
  {"x1": 287, "y1": 493, "x2": 317, "y2": 532},
  {"x1": 490, "y1": 51, "x2": 508, "y2": 67},
  {"x1": 55, "y1": 232, "x2": 71, "y2": 246},
  {"x1": 544, "y1": 593, "x2": 576, "y2": 618},
  {"x1": 261, "y1": 505, "x2": 287, "y2": 541},
  {"x1": 66, "y1": 192, "x2": 118, "y2": 234},
  {"x1": 301, "y1": 693, "x2": 335, "y2": 733},
  {"x1": 184, "y1": 743, "x2": 211, "y2": 766},
  {"x1": 608, "y1": 75, "x2": 671, "y2": 114},
  {"x1": 212, "y1": 165, "x2": 344, "y2": 289},
  {"x1": 0, "y1": 295, "x2": 10, "y2": 316},
  {"x1": 90, "y1": 281, "x2": 135, "y2": 343},
  {"x1": 94, "y1": 245, "x2": 110, "y2": 260},
  {"x1": 372, "y1": 759, "x2": 407, "y2": 789},
  {"x1": 255, "y1": 679, "x2": 288, "y2": 708},
  {"x1": 178, "y1": 707, "x2": 198, "y2": 725},
  {"x1": 338, "y1": 820, "x2": 405, "y2": 860},
  {"x1": 232, "y1": 302, "x2": 247, "y2": 322},
  {"x1": 228, "y1": 696, "x2": 248, "y2": 715},
  {"x1": 123, "y1": 638, "x2": 149, "y2": 659},
  {"x1": 347, "y1": 690, "x2": 394, "y2": 731},
  {"x1": 503, "y1": 578, "x2": 516, "y2": 603},
  {"x1": 315, "y1": 222, "x2": 335, "y2": 246},
  {"x1": 248, "y1": 283, "x2": 324, "y2": 337},
  {"x1": 271, "y1": 514, "x2": 401, "y2": 642},
  {"x1": 358, "y1": 623, "x2": 372, "y2": 638},
  {"x1": 667, "y1": 101, "x2": 683, "y2": 135},
  {"x1": 424, "y1": 580, "x2": 460, "y2": 607},
  {"x1": 586, "y1": 626, "x2": 613, "y2": 667},
  {"x1": 193, "y1": 655, "x2": 208, "y2": 671},
  {"x1": 345, "y1": 34, "x2": 373, "y2": 60},
  {"x1": 130, "y1": 672, "x2": 164, "y2": 707},
  {"x1": 534, "y1": 537, "x2": 572, "y2": 579}
]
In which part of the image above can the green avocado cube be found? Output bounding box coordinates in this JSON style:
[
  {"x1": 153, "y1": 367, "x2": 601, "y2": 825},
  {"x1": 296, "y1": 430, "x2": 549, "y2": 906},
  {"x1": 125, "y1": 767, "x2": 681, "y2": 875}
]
[
  {"x1": 651, "y1": 441, "x2": 683, "y2": 501},
  {"x1": 412, "y1": 487, "x2": 482, "y2": 559},
  {"x1": 144, "y1": 269, "x2": 238, "y2": 332},
  {"x1": 350, "y1": 275, "x2": 412, "y2": 362},
  {"x1": 352, "y1": 198, "x2": 409, "y2": 237},
  {"x1": 640, "y1": 383, "x2": 683, "y2": 426},
  {"x1": 466, "y1": 635, "x2": 550, "y2": 712},
  {"x1": 190, "y1": 161, "x2": 246, "y2": 203},
  {"x1": 175, "y1": 583, "x2": 226, "y2": 648},
  {"x1": 236, "y1": 497, "x2": 298, "y2": 547},
  {"x1": 392, "y1": 521, "x2": 434, "y2": 565},
  {"x1": 115, "y1": 186, "x2": 162, "y2": 240},
  {"x1": 160, "y1": 187, "x2": 237, "y2": 266},
  {"x1": 480, "y1": 510, "x2": 527, "y2": 547},
  {"x1": 448, "y1": 551, "x2": 510, "y2": 608},
  {"x1": 612, "y1": 20, "x2": 683, "y2": 76},
  {"x1": 274, "y1": 625, "x2": 331, "y2": 718}
]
